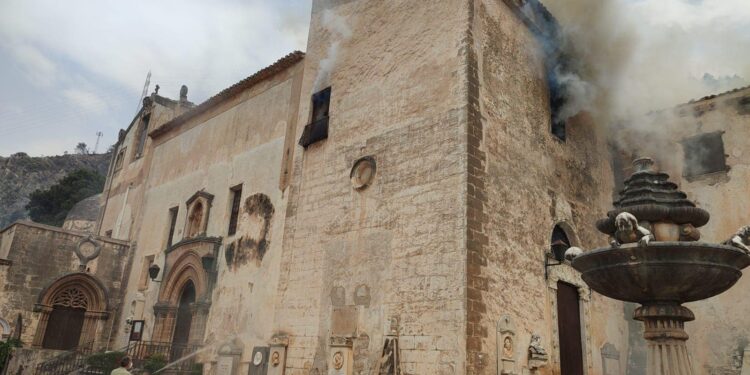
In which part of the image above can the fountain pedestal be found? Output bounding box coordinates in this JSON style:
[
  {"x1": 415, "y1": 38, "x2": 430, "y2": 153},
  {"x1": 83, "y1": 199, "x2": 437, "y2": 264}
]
[
  {"x1": 635, "y1": 304, "x2": 695, "y2": 375},
  {"x1": 570, "y1": 158, "x2": 750, "y2": 375}
]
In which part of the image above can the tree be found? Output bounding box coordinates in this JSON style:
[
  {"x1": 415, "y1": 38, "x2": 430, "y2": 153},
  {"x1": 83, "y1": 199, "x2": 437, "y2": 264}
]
[
  {"x1": 75, "y1": 142, "x2": 89, "y2": 155},
  {"x1": 25, "y1": 169, "x2": 105, "y2": 226}
]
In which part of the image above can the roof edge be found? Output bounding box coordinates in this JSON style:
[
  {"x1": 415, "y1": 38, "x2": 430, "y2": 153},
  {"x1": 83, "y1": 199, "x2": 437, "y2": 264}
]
[
  {"x1": 679, "y1": 85, "x2": 750, "y2": 107},
  {"x1": 150, "y1": 51, "x2": 305, "y2": 139},
  {"x1": 0, "y1": 220, "x2": 130, "y2": 246}
]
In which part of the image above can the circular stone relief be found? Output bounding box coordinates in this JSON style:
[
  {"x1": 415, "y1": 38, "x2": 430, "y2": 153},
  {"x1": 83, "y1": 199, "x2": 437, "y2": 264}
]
[
  {"x1": 333, "y1": 351, "x2": 344, "y2": 370},
  {"x1": 350, "y1": 156, "x2": 376, "y2": 190},
  {"x1": 253, "y1": 351, "x2": 263, "y2": 366}
]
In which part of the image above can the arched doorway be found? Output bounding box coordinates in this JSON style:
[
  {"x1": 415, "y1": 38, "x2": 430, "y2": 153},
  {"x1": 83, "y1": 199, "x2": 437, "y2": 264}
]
[
  {"x1": 172, "y1": 281, "x2": 195, "y2": 348},
  {"x1": 42, "y1": 289, "x2": 87, "y2": 350},
  {"x1": 547, "y1": 222, "x2": 590, "y2": 374},
  {"x1": 32, "y1": 273, "x2": 109, "y2": 350},
  {"x1": 152, "y1": 242, "x2": 215, "y2": 347}
]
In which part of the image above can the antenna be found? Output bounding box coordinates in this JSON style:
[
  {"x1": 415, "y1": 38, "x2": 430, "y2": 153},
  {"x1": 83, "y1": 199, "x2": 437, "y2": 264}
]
[
  {"x1": 136, "y1": 70, "x2": 151, "y2": 113},
  {"x1": 93, "y1": 131, "x2": 103, "y2": 154}
]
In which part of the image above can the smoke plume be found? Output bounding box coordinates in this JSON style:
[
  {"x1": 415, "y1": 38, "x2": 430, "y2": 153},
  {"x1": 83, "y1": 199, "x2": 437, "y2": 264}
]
[
  {"x1": 541, "y1": 0, "x2": 750, "y2": 159},
  {"x1": 312, "y1": 9, "x2": 352, "y2": 92}
]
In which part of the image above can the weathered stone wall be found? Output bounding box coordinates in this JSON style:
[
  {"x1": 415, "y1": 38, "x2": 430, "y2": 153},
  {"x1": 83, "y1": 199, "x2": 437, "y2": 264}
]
[
  {"x1": 98, "y1": 98, "x2": 182, "y2": 241},
  {"x1": 617, "y1": 87, "x2": 750, "y2": 375},
  {"x1": 275, "y1": 1, "x2": 469, "y2": 374},
  {"x1": 112, "y1": 60, "x2": 304, "y2": 375},
  {"x1": 0, "y1": 222, "x2": 129, "y2": 348},
  {"x1": 470, "y1": 1, "x2": 629, "y2": 374}
]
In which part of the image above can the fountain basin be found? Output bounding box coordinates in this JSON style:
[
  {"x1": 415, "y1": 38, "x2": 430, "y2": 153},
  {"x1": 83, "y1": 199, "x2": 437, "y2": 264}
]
[{"x1": 572, "y1": 242, "x2": 750, "y2": 303}]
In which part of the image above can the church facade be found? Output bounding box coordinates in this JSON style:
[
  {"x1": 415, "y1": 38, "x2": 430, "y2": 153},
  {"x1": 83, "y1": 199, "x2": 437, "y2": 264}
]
[{"x1": 2, "y1": 1, "x2": 750, "y2": 375}]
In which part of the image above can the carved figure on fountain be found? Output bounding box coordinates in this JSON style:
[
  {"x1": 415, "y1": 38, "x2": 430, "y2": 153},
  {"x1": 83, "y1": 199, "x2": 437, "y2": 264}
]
[
  {"x1": 597, "y1": 157, "x2": 711, "y2": 241},
  {"x1": 611, "y1": 212, "x2": 654, "y2": 247},
  {"x1": 573, "y1": 157, "x2": 750, "y2": 375},
  {"x1": 723, "y1": 225, "x2": 750, "y2": 254}
]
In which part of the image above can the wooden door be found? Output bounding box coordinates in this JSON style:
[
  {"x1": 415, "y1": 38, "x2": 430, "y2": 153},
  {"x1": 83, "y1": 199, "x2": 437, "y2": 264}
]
[
  {"x1": 171, "y1": 282, "x2": 195, "y2": 361},
  {"x1": 557, "y1": 282, "x2": 584, "y2": 375},
  {"x1": 42, "y1": 306, "x2": 85, "y2": 350}
]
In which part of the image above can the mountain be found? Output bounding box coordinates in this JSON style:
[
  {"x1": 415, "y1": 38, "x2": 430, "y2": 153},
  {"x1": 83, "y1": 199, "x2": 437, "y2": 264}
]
[{"x1": 0, "y1": 153, "x2": 111, "y2": 229}]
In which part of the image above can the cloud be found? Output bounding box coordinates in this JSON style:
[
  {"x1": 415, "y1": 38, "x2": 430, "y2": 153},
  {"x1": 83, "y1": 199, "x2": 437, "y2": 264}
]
[
  {"x1": 5, "y1": 43, "x2": 58, "y2": 87},
  {"x1": 62, "y1": 88, "x2": 109, "y2": 115},
  {"x1": 0, "y1": 0, "x2": 311, "y2": 156}
]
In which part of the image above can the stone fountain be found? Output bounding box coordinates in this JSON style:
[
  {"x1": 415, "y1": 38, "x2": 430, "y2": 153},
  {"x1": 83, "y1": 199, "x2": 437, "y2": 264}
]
[{"x1": 571, "y1": 157, "x2": 750, "y2": 375}]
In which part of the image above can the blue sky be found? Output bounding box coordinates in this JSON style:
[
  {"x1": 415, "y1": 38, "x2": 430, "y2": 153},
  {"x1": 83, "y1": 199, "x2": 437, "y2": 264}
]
[{"x1": 0, "y1": 0, "x2": 311, "y2": 156}]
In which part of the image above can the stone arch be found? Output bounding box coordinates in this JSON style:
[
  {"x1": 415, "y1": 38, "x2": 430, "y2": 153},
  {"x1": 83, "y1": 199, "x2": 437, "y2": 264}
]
[
  {"x1": 552, "y1": 221, "x2": 581, "y2": 248},
  {"x1": 32, "y1": 273, "x2": 110, "y2": 350},
  {"x1": 153, "y1": 249, "x2": 211, "y2": 345},
  {"x1": 0, "y1": 318, "x2": 9, "y2": 339},
  {"x1": 160, "y1": 251, "x2": 208, "y2": 305}
]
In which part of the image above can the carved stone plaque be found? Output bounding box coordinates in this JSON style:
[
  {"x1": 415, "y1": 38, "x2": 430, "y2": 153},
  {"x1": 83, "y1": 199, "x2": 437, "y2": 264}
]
[
  {"x1": 267, "y1": 344, "x2": 287, "y2": 375},
  {"x1": 328, "y1": 337, "x2": 353, "y2": 375},
  {"x1": 331, "y1": 306, "x2": 358, "y2": 337},
  {"x1": 216, "y1": 356, "x2": 234, "y2": 375},
  {"x1": 217, "y1": 342, "x2": 242, "y2": 375},
  {"x1": 248, "y1": 346, "x2": 269, "y2": 375},
  {"x1": 497, "y1": 315, "x2": 517, "y2": 375}
]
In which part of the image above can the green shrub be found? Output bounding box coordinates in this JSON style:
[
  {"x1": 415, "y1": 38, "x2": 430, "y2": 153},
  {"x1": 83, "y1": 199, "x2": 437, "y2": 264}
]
[
  {"x1": 25, "y1": 168, "x2": 105, "y2": 226},
  {"x1": 0, "y1": 339, "x2": 22, "y2": 372},
  {"x1": 192, "y1": 363, "x2": 203, "y2": 375},
  {"x1": 86, "y1": 351, "x2": 125, "y2": 373},
  {"x1": 143, "y1": 353, "x2": 167, "y2": 373}
]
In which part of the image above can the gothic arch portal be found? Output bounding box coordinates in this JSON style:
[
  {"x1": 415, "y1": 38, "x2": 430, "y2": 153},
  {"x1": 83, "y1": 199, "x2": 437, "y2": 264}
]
[
  {"x1": 153, "y1": 239, "x2": 216, "y2": 346},
  {"x1": 32, "y1": 273, "x2": 109, "y2": 350}
]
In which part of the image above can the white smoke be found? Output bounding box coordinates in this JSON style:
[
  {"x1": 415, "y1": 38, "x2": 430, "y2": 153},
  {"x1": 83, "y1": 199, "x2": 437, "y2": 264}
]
[
  {"x1": 312, "y1": 9, "x2": 352, "y2": 92},
  {"x1": 542, "y1": 0, "x2": 750, "y2": 153}
]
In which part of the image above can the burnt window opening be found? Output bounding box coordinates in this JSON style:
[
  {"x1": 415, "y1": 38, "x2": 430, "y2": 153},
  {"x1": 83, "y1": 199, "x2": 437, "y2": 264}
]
[
  {"x1": 737, "y1": 96, "x2": 750, "y2": 115},
  {"x1": 681, "y1": 131, "x2": 728, "y2": 179},
  {"x1": 550, "y1": 225, "x2": 571, "y2": 262},
  {"x1": 227, "y1": 185, "x2": 242, "y2": 236},
  {"x1": 298, "y1": 87, "x2": 331, "y2": 148},
  {"x1": 547, "y1": 63, "x2": 567, "y2": 141},
  {"x1": 166, "y1": 206, "x2": 178, "y2": 248},
  {"x1": 134, "y1": 114, "x2": 150, "y2": 158}
]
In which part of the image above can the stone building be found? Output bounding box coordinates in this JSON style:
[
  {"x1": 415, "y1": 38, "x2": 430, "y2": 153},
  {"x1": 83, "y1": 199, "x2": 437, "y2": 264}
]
[{"x1": 1, "y1": 1, "x2": 749, "y2": 375}]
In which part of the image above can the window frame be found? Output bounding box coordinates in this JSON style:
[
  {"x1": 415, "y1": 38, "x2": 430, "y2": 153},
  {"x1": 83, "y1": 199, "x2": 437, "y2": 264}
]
[
  {"x1": 227, "y1": 184, "x2": 243, "y2": 236},
  {"x1": 681, "y1": 131, "x2": 729, "y2": 179}
]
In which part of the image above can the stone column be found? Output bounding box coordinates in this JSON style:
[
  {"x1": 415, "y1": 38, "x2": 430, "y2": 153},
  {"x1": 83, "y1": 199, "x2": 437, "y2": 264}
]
[
  {"x1": 78, "y1": 311, "x2": 108, "y2": 351},
  {"x1": 188, "y1": 302, "x2": 210, "y2": 346},
  {"x1": 634, "y1": 304, "x2": 695, "y2": 375},
  {"x1": 153, "y1": 305, "x2": 177, "y2": 343},
  {"x1": 78, "y1": 312, "x2": 97, "y2": 350},
  {"x1": 32, "y1": 305, "x2": 52, "y2": 348}
]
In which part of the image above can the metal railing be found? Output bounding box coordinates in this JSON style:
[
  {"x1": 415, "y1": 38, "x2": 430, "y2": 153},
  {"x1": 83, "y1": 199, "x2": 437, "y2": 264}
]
[
  {"x1": 33, "y1": 340, "x2": 202, "y2": 375},
  {"x1": 126, "y1": 341, "x2": 202, "y2": 374},
  {"x1": 33, "y1": 341, "x2": 94, "y2": 375}
]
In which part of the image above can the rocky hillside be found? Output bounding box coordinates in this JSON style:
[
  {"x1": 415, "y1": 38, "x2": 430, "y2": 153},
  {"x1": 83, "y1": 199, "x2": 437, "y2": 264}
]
[{"x1": 0, "y1": 153, "x2": 111, "y2": 229}]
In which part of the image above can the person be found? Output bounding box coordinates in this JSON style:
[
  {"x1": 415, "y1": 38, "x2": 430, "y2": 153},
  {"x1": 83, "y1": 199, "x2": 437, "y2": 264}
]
[{"x1": 111, "y1": 356, "x2": 133, "y2": 375}]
